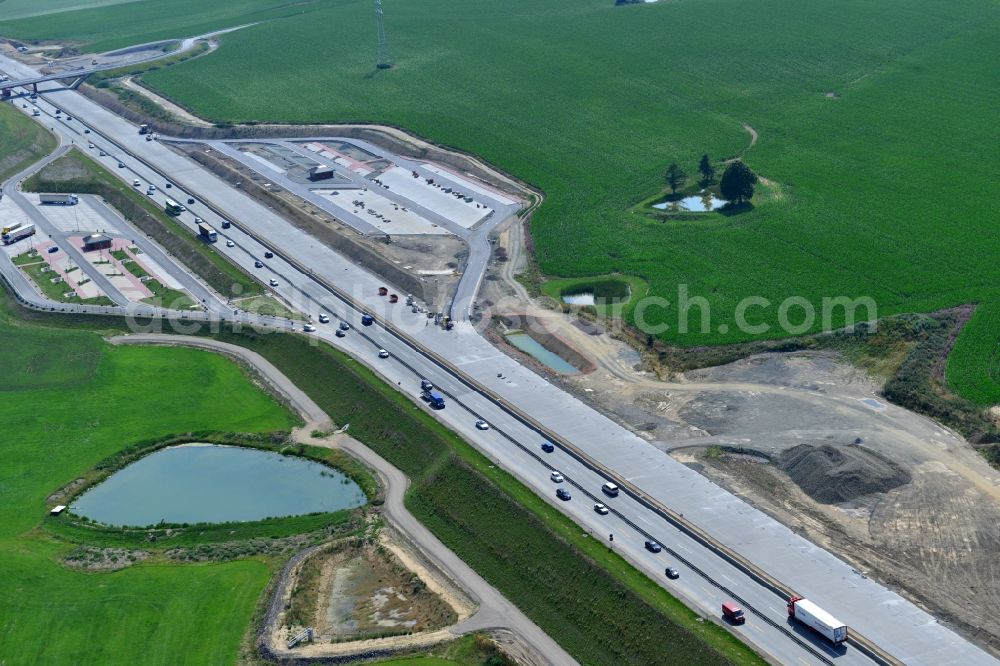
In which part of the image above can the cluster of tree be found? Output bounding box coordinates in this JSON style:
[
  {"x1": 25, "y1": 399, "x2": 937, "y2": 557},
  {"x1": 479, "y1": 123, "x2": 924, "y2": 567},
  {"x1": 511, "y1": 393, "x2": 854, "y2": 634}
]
[{"x1": 663, "y1": 154, "x2": 757, "y2": 204}]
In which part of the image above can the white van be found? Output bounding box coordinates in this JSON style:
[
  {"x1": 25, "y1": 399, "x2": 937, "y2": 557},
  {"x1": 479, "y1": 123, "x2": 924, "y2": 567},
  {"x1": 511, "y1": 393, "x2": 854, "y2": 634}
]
[{"x1": 601, "y1": 482, "x2": 620, "y2": 497}]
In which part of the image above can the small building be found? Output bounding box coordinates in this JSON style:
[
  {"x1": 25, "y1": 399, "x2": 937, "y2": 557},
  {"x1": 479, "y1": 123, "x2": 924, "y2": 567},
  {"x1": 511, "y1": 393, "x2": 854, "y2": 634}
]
[
  {"x1": 308, "y1": 165, "x2": 336, "y2": 182},
  {"x1": 82, "y1": 233, "x2": 112, "y2": 252},
  {"x1": 50, "y1": 505, "x2": 66, "y2": 516}
]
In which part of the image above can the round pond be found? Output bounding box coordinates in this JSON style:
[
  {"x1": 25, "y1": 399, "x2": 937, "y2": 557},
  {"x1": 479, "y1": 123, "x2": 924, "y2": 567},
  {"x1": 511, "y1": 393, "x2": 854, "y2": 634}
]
[{"x1": 71, "y1": 444, "x2": 367, "y2": 527}]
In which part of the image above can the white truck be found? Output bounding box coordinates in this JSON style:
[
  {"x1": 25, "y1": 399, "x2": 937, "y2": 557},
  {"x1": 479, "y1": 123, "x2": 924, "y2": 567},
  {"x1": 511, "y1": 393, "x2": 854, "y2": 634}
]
[
  {"x1": 39, "y1": 193, "x2": 79, "y2": 205},
  {"x1": 3, "y1": 223, "x2": 36, "y2": 245},
  {"x1": 787, "y1": 596, "x2": 848, "y2": 644}
]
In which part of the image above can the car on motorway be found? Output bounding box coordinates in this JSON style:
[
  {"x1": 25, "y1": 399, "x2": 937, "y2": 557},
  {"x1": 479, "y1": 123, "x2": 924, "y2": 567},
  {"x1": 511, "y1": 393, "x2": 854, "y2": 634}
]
[
  {"x1": 665, "y1": 567, "x2": 680, "y2": 579},
  {"x1": 339, "y1": 321, "x2": 351, "y2": 331},
  {"x1": 254, "y1": 260, "x2": 263, "y2": 268},
  {"x1": 146, "y1": 188, "x2": 155, "y2": 196},
  {"x1": 165, "y1": 182, "x2": 172, "y2": 188},
  {"x1": 148, "y1": 184, "x2": 156, "y2": 192},
  {"x1": 264, "y1": 251, "x2": 274, "y2": 259},
  {"x1": 540, "y1": 441, "x2": 555, "y2": 453},
  {"x1": 226, "y1": 240, "x2": 235, "y2": 248},
  {"x1": 302, "y1": 324, "x2": 316, "y2": 333},
  {"x1": 474, "y1": 419, "x2": 490, "y2": 430},
  {"x1": 98, "y1": 150, "x2": 106, "y2": 156},
  {"x1": 186, "y1": 198, "x2": 195, "y2": 205},
  {"x1": 132, "y1": 179, "x2": 141, "y2": 187},
  {"x1": 269, "y1": 279, "x2": 279, "y2": 287},
  {"x1": 117, "y1": 161, "x2": 125, "y2": 168},
  {"x1": 193, "y1": 217, "x2": 204, "y2": 224},
  {"x1": 65, "y1": 116, "x2": 72, "y2": 121},
  {"x1": 335, "y1": 329, "x2": 346, "y2": 338},
  {"x1": 88, "y1": 142, "x2": 94, "y2": 149},
  {"x1": 318, "y1": 314, "x2": 330, "y2": 324},
  {"x1": 644, "y1": 540, "x2": 663, "y2": 553},
  {"x1": 601, "y1": 482, "x2": 620, "y2": 497},
  {"x1": 550, "y1": 471, "x2": 564, "y2": 483},
  {"x1": 556, "y1": 488, "x2": 571, "y2": 501},
  {"x1": 83, "y1": 128, "x2": 90, "y2": 134},
  {"x1": 594, "y1": 503, "x2": 609, "y2": 515}
]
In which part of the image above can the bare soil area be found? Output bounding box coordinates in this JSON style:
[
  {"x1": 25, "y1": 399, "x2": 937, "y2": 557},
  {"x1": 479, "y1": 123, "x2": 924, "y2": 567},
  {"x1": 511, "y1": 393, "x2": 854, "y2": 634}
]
[{"x1": 285, "y1": 537, "x2": 458, "y2": 645}]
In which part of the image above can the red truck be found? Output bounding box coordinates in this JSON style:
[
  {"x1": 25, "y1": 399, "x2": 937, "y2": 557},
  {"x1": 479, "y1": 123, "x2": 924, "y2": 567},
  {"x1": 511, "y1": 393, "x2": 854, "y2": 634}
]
[{"x1": 722, "y1": 602, "x2": 745, "y2": 625}]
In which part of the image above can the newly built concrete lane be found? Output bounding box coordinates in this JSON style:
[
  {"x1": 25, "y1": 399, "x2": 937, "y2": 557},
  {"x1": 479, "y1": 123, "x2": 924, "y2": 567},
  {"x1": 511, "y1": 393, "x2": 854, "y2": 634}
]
[
  {"x1": 108, "y1": 334, "x2": 577, "y2": 666},
  {"x1": 3, "y1": 52, "x2": 997, "y2": 665}
]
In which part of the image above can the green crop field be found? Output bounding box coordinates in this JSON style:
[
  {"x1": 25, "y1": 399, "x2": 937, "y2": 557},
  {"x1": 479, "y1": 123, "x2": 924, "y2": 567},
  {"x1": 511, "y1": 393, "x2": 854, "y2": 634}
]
[
  {"x1": 2, "y1": 0, "x2": 994, "y2": 402},
  {"x1": 0, "y1": 294, "x2": 295, "y2": 665},
  {"x1": 948, "y1": 303, "x2": 1000, "y2": 405}
]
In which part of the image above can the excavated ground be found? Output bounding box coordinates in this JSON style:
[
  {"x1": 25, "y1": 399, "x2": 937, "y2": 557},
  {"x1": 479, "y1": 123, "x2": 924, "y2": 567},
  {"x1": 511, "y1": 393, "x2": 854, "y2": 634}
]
[{"x1": 478, "y1": 220, "x2": 1000, "y2": 656}]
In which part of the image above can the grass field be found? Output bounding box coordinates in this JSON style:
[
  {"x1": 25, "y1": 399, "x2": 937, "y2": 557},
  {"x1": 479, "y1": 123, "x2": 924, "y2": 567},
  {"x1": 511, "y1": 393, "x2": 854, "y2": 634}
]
[
  {"x1": 0, "y1": 101, "x2": 56, "y2": 181},
  {"x1": 2, "y1": 0, "x2": 995, "y2": 401},
  {"x1": 0, "y1": 293, "x2": 295, "y2": 664},
  {"x1": 947, "y1": 303, "x2": 1000, "y2": 405}
]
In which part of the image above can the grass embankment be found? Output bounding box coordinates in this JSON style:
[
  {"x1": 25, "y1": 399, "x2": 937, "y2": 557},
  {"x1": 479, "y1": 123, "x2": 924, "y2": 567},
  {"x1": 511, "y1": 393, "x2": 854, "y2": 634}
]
[
  {"x1": 0, "y1": 293, "x2": 297, "y2": 665},
  {"x1": 22, "y1": 148, "x2": 262, "y2": 299},
  {"x1": 200, "y1": 326, "x2": 764, "y2": 665},
  {"x1": 947, "y1": 302, "x2": 1000, "y2": 406},
  {"x1": 0, "y1": 100, "x2": 56, "y2": 181}
]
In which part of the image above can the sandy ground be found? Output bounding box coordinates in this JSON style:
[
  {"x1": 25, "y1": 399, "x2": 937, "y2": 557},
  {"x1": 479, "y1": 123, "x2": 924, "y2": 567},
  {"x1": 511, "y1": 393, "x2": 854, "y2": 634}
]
[{"x1": 479, "y1": 217, "x2": 1000, "y2": 656}]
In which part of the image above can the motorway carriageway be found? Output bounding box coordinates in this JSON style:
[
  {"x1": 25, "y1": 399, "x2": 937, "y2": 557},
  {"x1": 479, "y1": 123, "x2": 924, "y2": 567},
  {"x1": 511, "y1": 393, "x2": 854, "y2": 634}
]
[{"x1": 4, "y1": 64, "x2": 996, "y2": 666}]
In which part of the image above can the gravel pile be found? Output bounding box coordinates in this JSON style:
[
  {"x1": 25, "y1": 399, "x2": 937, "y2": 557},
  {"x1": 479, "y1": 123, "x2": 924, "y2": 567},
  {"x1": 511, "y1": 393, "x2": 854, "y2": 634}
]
[{"x1": 779, "y1": 443, "x2": 911, "y2": 503}]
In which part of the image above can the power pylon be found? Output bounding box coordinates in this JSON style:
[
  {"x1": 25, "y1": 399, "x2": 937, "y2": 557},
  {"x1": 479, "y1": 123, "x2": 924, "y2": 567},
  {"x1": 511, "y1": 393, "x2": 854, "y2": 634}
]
[{"x1": 375, "y1": 0, "x2": 393, "y2": 70}]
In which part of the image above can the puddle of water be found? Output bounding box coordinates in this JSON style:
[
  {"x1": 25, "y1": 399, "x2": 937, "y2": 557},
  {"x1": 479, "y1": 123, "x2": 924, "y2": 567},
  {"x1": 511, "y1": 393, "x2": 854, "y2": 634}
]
[
  {"x1": 652, "y1": 191, "x2": 728, "y2": 212},
  {"x1": 506, "y1": 333, "x2": 579, "y2": 374},
  {"x1": 72, "y1": 444, "x2": 367, "y2": 527},
  {"x1": 561, "y1": 292, "x2": 595, "y2": 306}
]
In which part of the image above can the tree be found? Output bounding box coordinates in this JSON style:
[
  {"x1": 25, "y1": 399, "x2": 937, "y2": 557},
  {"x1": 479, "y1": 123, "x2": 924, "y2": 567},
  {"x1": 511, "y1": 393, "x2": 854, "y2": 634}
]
[
  {"x1": 665, "y1": 163, "x2": 687, "y2": 195},
  {"x1": 719, "y1": 160, "x2": 757, "y2": 204},
  {"x1": 698, "y1": 154, "x2": 715, "y2": 184}
]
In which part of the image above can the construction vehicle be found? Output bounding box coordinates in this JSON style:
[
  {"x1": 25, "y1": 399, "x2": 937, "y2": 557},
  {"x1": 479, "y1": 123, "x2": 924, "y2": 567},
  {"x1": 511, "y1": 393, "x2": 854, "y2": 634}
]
[
  {"x1": 787, "y1": 597, "x2": 847, "y2": 644},
  {"x1": 3, "y1": 223, "x2": 35, "y2": 245}
]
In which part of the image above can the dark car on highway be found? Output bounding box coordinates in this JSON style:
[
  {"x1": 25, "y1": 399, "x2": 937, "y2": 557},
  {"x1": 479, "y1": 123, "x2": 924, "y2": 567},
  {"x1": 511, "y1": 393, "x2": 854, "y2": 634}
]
[
  {"x1": 541, "y1": 441, "x2": 555, "y2": 453},
  {"x1": 665, "y1": 567, "x2": 680, "y2": 579},
  {"x1": 264, "y1": 251, "x2": 274, "y2": 259},
  {"x1": 254, "y1": 260, "x2": 263, "y2": 268},
  {"x1": 644, "y1": 540, "x2": 662, "y2": 553},
  {"x1": 556, "y1": 488, "x2": 571, "y2": 501}
]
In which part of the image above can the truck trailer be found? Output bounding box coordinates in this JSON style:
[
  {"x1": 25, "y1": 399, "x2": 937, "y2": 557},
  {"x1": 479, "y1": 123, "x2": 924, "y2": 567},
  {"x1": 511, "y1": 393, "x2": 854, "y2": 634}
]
[
  {"x1": 423, "y1": 389, "x2": 445, "y2": 409},
  {"x1": 39, "y1": 193, "x2": 78, "y2": 205},
  {"x1": 787, "y1": 596, "x2": 847, "y2": 644},
  {"x1": 197, "y1": 222, "x2": 218, "y2": 243},
  {"x1": 3, "y1": 223, "x2": 35, "y2": 245}
]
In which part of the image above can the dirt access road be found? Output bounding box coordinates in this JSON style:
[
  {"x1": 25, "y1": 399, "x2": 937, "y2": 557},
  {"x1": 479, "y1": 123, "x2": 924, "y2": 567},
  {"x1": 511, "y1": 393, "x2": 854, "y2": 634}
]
[
  {"x1": 482, "y1": 225, "x2": 1000, "y2": 656},
  {"x1": 108, "y1": 333, "x2": 576, "y2": 666}
]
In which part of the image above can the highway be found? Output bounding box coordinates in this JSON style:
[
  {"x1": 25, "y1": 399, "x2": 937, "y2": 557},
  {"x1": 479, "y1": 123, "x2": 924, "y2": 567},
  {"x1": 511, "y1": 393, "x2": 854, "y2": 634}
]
[{"x1": 1, "y1": 46, "x2": 996, "y2": 666}]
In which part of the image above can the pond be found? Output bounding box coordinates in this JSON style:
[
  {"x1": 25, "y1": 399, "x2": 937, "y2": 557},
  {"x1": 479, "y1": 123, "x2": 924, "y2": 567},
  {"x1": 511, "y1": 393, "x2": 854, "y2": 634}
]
[
  {"x1": 652, "y1": 191, "x2": 728, "y2": 212},
  {"x1": 561, "y1": 292, "x2": 595, "y2": 306},
  {"x1": 71, "y1": 444, "x2": 367, "y2": 527},
  {"x1": 506, "y1": 333, "x2": 579, "y2": 375}
]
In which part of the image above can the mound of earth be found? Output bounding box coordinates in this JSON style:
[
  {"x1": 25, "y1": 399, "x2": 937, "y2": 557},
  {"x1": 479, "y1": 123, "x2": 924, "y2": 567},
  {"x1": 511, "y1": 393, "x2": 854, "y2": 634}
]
[{"x1": 778, "y1": 444, "x2": 911, "y2": 503}]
